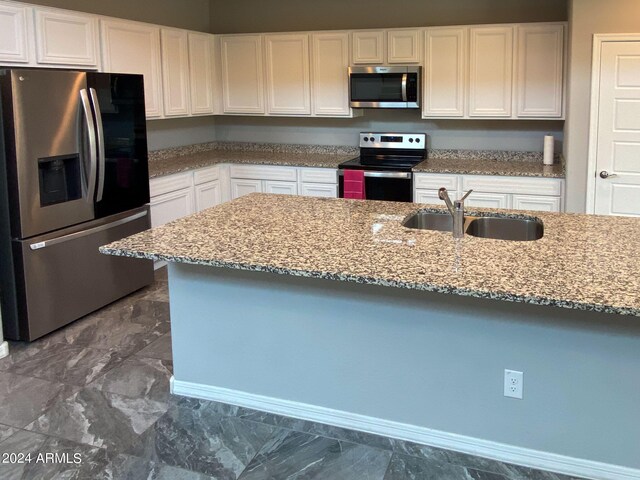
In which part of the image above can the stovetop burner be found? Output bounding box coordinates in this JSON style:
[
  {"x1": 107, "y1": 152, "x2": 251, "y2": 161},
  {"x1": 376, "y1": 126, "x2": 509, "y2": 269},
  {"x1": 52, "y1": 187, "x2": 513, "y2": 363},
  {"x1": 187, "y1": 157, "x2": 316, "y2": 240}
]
[{"x1": 339, "y1": 132, "x2": 427, "y2": 172}]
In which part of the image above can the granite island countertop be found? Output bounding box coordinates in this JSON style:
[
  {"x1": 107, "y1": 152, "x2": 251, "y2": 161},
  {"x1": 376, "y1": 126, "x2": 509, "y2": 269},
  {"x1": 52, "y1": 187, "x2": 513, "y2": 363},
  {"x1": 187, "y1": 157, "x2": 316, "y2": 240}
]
[
  {"x1": 102, "y1": 194, "x2": 640, "y2": 316},
  {"x1": 147, "y1": 142, "x2": 565, "y2": 179}
]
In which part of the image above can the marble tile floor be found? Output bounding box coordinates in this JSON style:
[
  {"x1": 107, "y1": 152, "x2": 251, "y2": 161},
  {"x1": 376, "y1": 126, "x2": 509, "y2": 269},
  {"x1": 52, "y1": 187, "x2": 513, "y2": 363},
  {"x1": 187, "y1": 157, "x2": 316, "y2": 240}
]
[{"x1": 0, "y1": 268, "x2": 588, "y2": 480}]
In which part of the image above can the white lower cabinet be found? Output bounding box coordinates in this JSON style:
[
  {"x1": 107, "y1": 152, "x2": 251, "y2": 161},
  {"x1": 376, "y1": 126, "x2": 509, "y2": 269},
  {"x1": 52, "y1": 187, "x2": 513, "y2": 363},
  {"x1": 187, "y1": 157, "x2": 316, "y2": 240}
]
[
  {"x1": 195, "y1": 181, "x2": 221, "y2": 212},
  {"x1": 150, "y1": 188, "x2": 195, "y2": 228},
  {"x1": 300, "y1": 183, "x2": 337, "y2": 198},
  {"x1": 264, "y1": 180, "x2": 298, "y2": 195},
  {"x1": 414, "y1": 172, "x2": 564, "y2": 212},
  {"x1": 230, "y1": 178, "x2": 262, "y2": 199}
]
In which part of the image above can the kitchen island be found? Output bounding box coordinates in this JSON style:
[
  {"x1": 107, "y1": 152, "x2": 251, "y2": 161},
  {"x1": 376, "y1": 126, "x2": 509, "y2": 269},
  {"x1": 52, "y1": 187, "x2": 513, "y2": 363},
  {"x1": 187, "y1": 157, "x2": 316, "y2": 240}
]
[{"x1": 101, "y1": 194, "x2": 640, "y2": 479}]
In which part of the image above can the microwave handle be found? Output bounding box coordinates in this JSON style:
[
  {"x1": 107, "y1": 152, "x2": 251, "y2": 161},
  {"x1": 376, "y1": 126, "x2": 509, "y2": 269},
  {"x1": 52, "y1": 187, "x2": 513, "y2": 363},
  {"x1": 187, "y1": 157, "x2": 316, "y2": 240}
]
[{"x1": 401, "y1": 73, "x2": 407, "y2": 102}]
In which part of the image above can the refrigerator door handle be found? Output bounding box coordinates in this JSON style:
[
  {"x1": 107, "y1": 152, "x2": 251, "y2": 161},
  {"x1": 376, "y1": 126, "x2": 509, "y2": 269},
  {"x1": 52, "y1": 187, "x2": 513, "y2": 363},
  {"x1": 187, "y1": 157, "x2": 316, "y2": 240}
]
[
  {"x1": 29, "y1": 210, "x2": 148, "y2": 251},
  {"x1": 80, "y1": 89, "x2": 97, "y2": 203},
  {"x1": 89, "y1": 88, "x2": 106, "y2": 202}
]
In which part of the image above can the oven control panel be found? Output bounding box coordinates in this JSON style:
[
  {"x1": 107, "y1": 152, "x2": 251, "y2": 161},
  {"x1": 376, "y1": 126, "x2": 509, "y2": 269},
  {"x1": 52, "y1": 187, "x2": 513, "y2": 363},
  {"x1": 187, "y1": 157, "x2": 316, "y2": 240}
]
[{"x1": 359, "y1": 133, "x2": 426, "y2": 149}]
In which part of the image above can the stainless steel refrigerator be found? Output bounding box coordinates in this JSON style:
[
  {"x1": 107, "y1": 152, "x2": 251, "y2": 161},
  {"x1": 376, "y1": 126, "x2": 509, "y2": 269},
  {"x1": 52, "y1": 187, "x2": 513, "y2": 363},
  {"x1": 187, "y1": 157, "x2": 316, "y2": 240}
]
[{"x1": 0, "y1": 69, "x2": 154, "y2": 341}]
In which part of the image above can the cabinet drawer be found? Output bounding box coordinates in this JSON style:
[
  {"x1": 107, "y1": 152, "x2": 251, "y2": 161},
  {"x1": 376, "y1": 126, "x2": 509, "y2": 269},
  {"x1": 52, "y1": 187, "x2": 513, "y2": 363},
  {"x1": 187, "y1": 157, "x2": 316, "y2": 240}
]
[
  {"x1": 230, "y1": 164, "x2": 298, "y2": 182},
  {"x1": 414, "y1": 189, "x2": 457, "y2": 205},
  {"x1": 462, "y1": 175, "x2": 563, "y2": 196},
  {"x1": 300, "y1": 183, "x2": 337, "y2": 198},
  {"x1": 465, "y1": 192, "x2": 510, "y2": 209},
  {"x1": 193, "y1": 165, "x2": 220, "y2": 185},
  {"x1": 149, "y1": 171, "x2": 193, "y2": 197},
  {"x1": 413, "y1": 173, "x2": 459, "y2": 191},
  {"x1": 299, "y1": 168, "x2": 337, "y2": 184},
  {"x1": 512, "y1": 194, "x2": 561, "y2": 212}
]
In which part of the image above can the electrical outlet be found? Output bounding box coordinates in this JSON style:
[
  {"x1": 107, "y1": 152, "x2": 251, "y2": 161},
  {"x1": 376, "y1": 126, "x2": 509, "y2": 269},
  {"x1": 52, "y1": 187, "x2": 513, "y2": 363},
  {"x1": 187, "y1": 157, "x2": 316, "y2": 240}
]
[{"x1": 504, "y1": 369, "x2": 523, "y2": 399}]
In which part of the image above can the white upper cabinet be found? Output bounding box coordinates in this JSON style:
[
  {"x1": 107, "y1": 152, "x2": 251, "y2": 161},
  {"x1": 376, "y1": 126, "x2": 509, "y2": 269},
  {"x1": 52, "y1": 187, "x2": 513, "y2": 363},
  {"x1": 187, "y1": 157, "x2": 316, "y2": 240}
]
[
  {"x1": 265, "y1": 33, "x2": 311, "y2": 115},
  {"x1": 0, "y1": 2, "x2": 30, "y2": 64},
  {"x1": 352, "y1": 30, "x2": 384, "y2": 64},
  {"x1": 387, "y1": 29, "x2": 421, "y2": 63},
  {"x1": 188, "y1": 32, "x2": 215, "y2": 115},
  {"x1": 34, "y1": 9, "x2": 98, "y2": 67},
  {"x1": 311, "y1": 32, "x2": 351, "y2": 117},
  {"x1": 469, "y1": 26, "x2": 514, "y2": 117},
  {"x1": 221, "y1": 34, "x2": 265, "y2": 114},
  {"x1": 160, "y1": 28, "x2": 190, "y2": 117},
  {"x1": 423, "y1": 27, "x2": 466, "y2": 117},
  {"x1": 515, "y1": 24, "x2": 564, "y2": 118},
  {"x1": 101, "y1": 19, "x2": 163, "y2": 118}
]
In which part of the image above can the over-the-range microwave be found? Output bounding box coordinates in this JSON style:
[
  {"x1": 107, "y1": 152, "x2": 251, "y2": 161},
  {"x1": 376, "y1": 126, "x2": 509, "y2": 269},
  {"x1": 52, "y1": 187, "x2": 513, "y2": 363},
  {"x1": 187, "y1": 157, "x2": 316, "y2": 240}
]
[{"x1": 349, "y1": 66, "x2": 421, "y2": 109}]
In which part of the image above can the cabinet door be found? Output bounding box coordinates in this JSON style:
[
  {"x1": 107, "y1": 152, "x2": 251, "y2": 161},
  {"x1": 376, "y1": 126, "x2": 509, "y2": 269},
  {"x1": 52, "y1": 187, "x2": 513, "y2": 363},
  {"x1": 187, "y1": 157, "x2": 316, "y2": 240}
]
[
  {"x1": 188, "y1": 32, "x2": 215, "y2": 115},
  {"x1": 161, "y1": 29, "x2": 190, "y2": 117},
  {"x1": 34, "y1": 9, "x2": 98, "y2": 67},
  {"x1": 221, "y1": 35, "x2": 265, "y2": 114},
  {"x1": 150, "y1": 188, "x2": 195, "y2": 227},
  {"x1": 311, "y1": 32, "x2": 350, "y2": 117},
  {"x1": 424, "y1": 28, "x2": 466, "y2": 118},
  {"x1": 387, "y1": 29, "x2": 421, "y2": 64},
  {"x1": 101, "y1": 20, "x2": 163, "y2": 118},
  {"x1": 512, "y1": 194, "x2": 561, "y2": 212},
  {"x1": 352, "y1": 30, "x2": 384, "y2": 64},
  {"x1": 469, "y1": 26, "x2": 513, "y2": 117},
  {"x1": 264, "y1": 181, "x2": 298, "y2": 195},
  {"x1": 515, "y1": 24, "x2": 564, "y2": 118},
  {"x1": 300, "y1": 183, "x2": 337, "y2": 198},
  {"x1": 230, "y1": 178, "x2": 262, "y2": 199},
  {"x1": 195, "y1": 180, "x2": 222, "y2": 212},
  {"x1": 265, "y1": 34, "x2": 311, "y2": 115},
  {"x1": 0, "y1": 3, "x2": 30, "y2": 64},
  {"x1": 464, "y1": 192, "x2": 510, "y2": 209}
]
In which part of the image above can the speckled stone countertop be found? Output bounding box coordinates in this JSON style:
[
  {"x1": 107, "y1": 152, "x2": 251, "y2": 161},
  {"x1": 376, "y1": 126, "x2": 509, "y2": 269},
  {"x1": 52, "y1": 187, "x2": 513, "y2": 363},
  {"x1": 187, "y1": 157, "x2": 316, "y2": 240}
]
[
  {"x1": 101, "y1": 194, "x2": 640, "y2": 316},
  {"x1": 148, "y1": 142, "x2": 358, "y2": 178},
  {"x1": 148, "y1": 142, "x2": 565, "y2": 179}
]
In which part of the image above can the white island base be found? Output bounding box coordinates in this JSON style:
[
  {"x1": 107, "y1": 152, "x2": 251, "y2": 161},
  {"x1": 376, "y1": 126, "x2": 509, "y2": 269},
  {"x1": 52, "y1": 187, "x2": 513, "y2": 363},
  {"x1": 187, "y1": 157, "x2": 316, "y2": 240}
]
[{"x1": 167, "y1": 263, "x2": 640, "y2": 480}]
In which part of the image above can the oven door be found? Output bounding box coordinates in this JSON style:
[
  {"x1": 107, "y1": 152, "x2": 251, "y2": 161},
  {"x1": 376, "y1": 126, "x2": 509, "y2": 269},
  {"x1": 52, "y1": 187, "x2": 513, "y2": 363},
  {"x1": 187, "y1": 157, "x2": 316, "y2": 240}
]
[{"x1": 339, "y1": 171, "x2": 413, "y2": 202}]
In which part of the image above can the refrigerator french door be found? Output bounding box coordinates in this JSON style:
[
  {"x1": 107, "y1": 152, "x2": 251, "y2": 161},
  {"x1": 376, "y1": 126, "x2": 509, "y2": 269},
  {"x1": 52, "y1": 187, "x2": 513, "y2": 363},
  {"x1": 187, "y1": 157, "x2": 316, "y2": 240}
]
[{"x1": 0, "y1": 69, "x2": 153, "y2": 341}]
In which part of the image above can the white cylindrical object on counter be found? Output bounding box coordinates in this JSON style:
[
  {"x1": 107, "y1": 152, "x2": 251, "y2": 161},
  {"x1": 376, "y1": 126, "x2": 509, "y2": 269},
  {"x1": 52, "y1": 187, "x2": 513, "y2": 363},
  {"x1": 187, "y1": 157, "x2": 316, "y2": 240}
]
[{"x1": 543, "y1": 135, "x2": 555, "y2": 165}]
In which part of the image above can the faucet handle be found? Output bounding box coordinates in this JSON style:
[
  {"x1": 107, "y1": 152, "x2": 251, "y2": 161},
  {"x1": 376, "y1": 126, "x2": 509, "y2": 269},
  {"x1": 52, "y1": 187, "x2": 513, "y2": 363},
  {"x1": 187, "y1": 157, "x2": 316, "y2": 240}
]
[
  {"x1": 459, "y1": 189, "x2": 473, "y2": 202},
  {"x1": 438, "y1": 187, "x2": 449, "y2": 200}
]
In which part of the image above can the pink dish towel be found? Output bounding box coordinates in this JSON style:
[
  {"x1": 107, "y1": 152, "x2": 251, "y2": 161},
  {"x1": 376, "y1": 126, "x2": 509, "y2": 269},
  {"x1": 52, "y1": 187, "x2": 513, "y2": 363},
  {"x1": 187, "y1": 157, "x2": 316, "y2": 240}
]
[{"x1": 343, "y1": 170, "x2": 366, "y2": 200}]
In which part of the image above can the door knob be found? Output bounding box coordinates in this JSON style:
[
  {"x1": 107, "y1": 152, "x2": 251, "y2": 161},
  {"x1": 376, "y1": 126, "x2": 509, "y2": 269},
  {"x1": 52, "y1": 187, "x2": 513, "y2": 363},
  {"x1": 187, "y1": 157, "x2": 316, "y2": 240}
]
[{"x1": 600, "y1": 171, "x2": 617, "y2": 179}]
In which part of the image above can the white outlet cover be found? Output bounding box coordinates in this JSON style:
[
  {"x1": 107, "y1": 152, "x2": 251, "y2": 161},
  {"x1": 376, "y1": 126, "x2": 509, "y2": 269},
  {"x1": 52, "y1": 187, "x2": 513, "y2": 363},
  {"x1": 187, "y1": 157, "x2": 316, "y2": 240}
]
[{"x1": 504, "y1": 369, "x2": 523, "y2": 399}]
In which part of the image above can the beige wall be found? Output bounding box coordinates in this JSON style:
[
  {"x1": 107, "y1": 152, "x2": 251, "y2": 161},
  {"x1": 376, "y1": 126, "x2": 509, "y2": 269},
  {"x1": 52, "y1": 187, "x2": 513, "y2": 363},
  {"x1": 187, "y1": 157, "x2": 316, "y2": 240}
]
[
  {"x1": 209, "y1": 0, "x2": 567, "y2": 33},
  {"x1": 564, "y1": 0, "x2": 640, "y2": 212},
  {"x1": 23, "y1": 0, "x2": 210, "y2": 31}
]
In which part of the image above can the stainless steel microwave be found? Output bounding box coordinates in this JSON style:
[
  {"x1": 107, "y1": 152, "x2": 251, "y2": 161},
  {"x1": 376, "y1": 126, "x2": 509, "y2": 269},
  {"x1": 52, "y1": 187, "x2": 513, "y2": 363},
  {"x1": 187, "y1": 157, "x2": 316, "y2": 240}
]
[{"x1": 349, "y1": 66, "x2": 421, "y2": 109}]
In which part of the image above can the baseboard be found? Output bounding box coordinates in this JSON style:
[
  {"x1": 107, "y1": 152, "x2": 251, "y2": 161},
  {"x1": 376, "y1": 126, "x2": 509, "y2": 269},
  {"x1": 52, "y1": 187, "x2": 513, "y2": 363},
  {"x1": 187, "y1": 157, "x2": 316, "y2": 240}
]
[
  {"x1": 0, "y1": 341, "x2": 8, "y2": 359},
  {"x1": 171, "y1": 377, "x2": 640, "y2": 480}
]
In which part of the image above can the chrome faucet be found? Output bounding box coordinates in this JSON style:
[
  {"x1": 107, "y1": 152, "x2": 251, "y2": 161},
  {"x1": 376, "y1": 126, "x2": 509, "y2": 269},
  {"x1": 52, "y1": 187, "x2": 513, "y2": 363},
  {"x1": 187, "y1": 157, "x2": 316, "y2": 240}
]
[{"x1": 438, "y1": 188, "x2": 473, "y2": 238}]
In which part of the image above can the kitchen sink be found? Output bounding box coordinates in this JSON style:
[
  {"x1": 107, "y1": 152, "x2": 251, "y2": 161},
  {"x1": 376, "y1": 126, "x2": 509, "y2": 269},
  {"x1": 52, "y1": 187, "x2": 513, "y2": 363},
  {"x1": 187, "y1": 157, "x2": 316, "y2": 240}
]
[
  {"x1": 402, "y1": 210, "x2": 544, "y2": 241},
  {"x1": 465, "y1": 216, "x2": 544, "y2": 241},
  {"x1": 401, "y1": 211, "x2": 453, "y2": 232}
]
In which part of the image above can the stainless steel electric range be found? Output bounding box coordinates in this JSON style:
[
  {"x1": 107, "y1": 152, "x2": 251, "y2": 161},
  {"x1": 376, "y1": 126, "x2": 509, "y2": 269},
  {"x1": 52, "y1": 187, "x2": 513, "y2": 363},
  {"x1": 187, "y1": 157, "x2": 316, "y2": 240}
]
[{"x1": 338, "y1": 132, "x2": 427, "y2": 202}]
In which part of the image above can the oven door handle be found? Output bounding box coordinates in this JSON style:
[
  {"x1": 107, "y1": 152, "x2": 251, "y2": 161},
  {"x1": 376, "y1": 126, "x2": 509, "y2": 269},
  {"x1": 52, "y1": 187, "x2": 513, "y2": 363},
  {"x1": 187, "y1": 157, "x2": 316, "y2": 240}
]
[
  {"x1": 401, "y1": 73, "x2": 408, "y2": 102},
  {"x1": 339, "y1": 171, "x2": 412, "y2": 179}
]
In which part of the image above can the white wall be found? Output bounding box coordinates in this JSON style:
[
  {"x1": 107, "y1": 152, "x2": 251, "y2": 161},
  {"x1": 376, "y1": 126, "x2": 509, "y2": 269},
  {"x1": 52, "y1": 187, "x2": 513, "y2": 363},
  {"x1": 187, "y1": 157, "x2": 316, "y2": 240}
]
[
  {"x1": 564, "y1": 0, "x2": 640, "y2": 212},
  {"x1": 214, "y1": 111, "x2": 564, "y2": 152}
]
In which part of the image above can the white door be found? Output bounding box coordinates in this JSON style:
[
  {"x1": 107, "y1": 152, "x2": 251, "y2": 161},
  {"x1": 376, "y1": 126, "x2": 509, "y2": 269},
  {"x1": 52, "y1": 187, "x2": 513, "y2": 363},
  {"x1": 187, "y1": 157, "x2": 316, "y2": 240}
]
[
  {"x1": 469, "y1": 26, "x2": 514, "y2": 117},
  {"x1": 101, "y1": 19, "x2": 163, "y2": 118},
  {"x1": 230, "y1": 178, "x2": 262, "y2": 199},
  {"x1": 594, "y1": 41, "x2": 640, "y2": 216},
  {"x1": 0, "y1": 3, "x2": 30, "y2": 64},
  {"x1": 161, "y1": 28, "x2": 190, "y2": 117},
  {"x1": 220, "y1": 35, "x2": 265, "y2": 114},
  {"x1": 311, "y1": 32, "x2": 350, "y2": 117},
  {"x1": 465, "y1": 192, "x2": 511, "y2": 209},
  {"x1": 188, "y1": 32, "x2": 215, "y2": 115},
  {"x1": 352, "y1": 30, "x2": 384, "y2": 64},
  {"x1": 264, "y1": 181, "x2": 298, "y2": 195},
  {"x1": 34, "y1": 10, "x2": 99, "y2": 68},
  {"x1": 195, "y1": 181, "x2": 221, "y2": 212},
  {"x1": 150, "y1": 188, "x2": 195, "y2": 227},
  {"x1": 387, "y1": 29, "x2": 421, "y2": 64},
  {"x1": 265, "y1": 34, "x2": 311, "y2": 115},
  {"x1": 300, "y1": 183, "x2": 337, "y2": 198}
]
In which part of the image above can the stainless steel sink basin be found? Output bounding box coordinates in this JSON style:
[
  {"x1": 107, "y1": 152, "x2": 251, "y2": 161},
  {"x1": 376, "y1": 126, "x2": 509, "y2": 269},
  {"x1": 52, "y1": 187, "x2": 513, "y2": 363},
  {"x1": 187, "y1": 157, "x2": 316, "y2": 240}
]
[
  {"x1": 466, "y1": 216, "x2": 544, "y2": 241},
  {"x1": 402, "y1": 210, "x2": 544, "y2": 241},
  {"x1": 402, "y1": 211, "x2": 453, "y2": 232}
]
